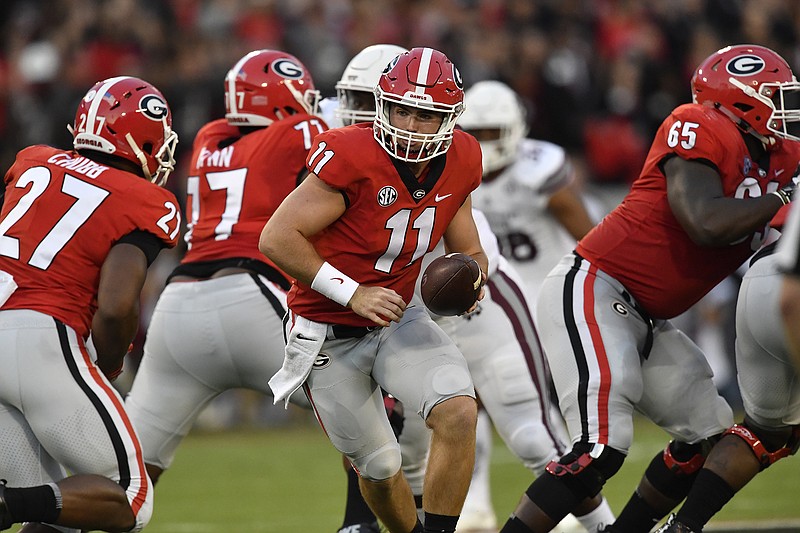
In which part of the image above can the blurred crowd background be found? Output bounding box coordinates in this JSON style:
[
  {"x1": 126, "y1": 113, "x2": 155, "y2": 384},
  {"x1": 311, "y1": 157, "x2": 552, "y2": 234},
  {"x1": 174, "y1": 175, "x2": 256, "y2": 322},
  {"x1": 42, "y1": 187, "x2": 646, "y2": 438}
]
[{"x1": 2, "y1": 0, "x2": 799, "y2": 427}]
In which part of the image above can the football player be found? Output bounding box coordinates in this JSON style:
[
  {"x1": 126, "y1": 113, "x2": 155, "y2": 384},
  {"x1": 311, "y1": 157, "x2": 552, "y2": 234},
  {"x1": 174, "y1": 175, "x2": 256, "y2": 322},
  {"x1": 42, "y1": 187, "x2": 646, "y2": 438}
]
[
  {"x1": 456, "y1": 80, "x2": 600, "y2": 532},
  {"x1": 0, "y1": 76, "x2": 179, "y2": 532},
  {"x1": 656, "y1": 202, "x2": 799, "y2": 533},
  {"x1": 125, "y1": 50, "x2": 324, "y2": 486},
  {"x1": 260, "y1": 47, "x2": 487, "y2": 533},
  {"x1": 499, "y1": 44, "x2": 800, "y2": 533},
  {"x1": 402, "y1": 210, "x2": 615, "y2": 533},
  {"x1": 458, "y1": 80, "x2": 596, "y2": 304}
]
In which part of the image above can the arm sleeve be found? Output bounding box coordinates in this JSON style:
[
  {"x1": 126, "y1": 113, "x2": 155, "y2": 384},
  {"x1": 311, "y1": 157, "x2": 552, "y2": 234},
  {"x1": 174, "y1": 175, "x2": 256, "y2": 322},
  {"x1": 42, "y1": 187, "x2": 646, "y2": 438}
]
[{"x1": 116, "y1": 230, "x2": 166, "y2": 266}]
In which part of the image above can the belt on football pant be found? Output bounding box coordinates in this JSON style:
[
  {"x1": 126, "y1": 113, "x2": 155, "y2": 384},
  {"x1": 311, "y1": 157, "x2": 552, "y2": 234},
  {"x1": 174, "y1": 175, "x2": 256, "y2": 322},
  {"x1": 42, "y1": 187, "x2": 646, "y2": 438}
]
[{"x1": 327, "y1": 324, "x2": 378, "y2": 340}]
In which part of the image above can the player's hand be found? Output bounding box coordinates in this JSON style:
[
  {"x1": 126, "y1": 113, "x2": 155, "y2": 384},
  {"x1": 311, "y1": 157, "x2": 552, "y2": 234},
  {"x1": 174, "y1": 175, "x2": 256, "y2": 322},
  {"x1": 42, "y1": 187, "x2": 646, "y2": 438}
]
[
  {"x1": 771, "y1": 177, "x2": 798, "y2": 205},
  {"x1": 464, "y1": 270, "x2": 487, "y2": 315},
  {"x1": 348, "y1": 285, "x2": 407, "y2": 326}
]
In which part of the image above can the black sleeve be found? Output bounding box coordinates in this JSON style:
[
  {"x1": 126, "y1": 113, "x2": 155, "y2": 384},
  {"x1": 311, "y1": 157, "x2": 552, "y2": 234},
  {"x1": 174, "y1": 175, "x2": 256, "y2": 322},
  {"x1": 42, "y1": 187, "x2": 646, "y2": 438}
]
[{"x1": 116, "y1": 230, "x2": 166, "y2": 266}]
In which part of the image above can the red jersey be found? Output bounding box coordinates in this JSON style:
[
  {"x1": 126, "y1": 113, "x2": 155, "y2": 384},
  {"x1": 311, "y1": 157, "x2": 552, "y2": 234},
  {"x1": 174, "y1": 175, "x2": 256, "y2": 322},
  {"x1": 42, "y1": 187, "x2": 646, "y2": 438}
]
[
  {"x1": 0, "y1": 145, "x2": 180, "y2": 337},
  {"x1": 577, "y1": 104, "x2": 800, "y2": 319},
  {"x1": 183, "y1": 115, "x2": 327, "y2": 273},
  {"x1": 288, "y1": 124, "x2": 483, "y2": 326}
]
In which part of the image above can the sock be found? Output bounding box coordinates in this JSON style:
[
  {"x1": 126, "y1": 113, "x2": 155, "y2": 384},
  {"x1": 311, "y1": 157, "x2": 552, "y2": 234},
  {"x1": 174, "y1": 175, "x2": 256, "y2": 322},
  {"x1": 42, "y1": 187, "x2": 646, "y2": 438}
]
[
  {"x1": 3, "y1": 484, "x2": 61, "y2": 524},
  {"x1": 414, "y1": 494, "x2": 425, "y2": 523},
  {"x1": 499, "y1": 515, "x2": 534, "y2": 532},
  {"x1": 676, "y1": 469, "x2": 736, "y2": 532},
  {"x1": 610, "y1": 490, "x2": 660, "y2": 533},
  {"x1": 424, "y1": 511, "x2": 459, "y2": 533},
  {"x1": 575, "y1": 496, "x2": 616, "y2": 532},
  {"x1": 462, "y1": 409, "x2": 493, "y2": 514},
  {"x1": 340, "y1": 466, "x2": 377, "y2": 528}
]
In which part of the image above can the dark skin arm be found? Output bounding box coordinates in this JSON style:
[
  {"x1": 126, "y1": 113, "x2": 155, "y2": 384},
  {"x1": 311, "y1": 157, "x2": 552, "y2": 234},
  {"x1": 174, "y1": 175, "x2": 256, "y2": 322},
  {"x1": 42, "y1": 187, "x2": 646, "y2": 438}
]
[
  {"x1": 664, "y1": 156, "x2": 784, "y2": 246},
  {"x1": 91, "y1": 243, "x2": 149, "y2": 380},
  {"x1": 547, "y1": 182, "x2": 595, "y2": 240}
]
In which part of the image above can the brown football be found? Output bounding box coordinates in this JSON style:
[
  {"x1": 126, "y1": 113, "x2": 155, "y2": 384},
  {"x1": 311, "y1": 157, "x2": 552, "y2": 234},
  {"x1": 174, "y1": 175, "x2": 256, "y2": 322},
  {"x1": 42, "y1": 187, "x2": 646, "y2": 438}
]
[{"x1": 421, "y1": 253, "x2": 482, "y2": 316}]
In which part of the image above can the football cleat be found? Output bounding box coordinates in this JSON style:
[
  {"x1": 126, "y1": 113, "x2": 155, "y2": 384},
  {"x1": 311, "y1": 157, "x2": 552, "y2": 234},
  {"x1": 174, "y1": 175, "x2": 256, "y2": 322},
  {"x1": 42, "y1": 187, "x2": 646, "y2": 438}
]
[
  {"x1": 337, "y1": 521, "x2": 382, "y2": 533},
  {"x1": 0, "y1": 479, "x2": 12, "y2": 531},
  {"x1": 654, "y1": 514, "x2": 698, "y2": 533}
]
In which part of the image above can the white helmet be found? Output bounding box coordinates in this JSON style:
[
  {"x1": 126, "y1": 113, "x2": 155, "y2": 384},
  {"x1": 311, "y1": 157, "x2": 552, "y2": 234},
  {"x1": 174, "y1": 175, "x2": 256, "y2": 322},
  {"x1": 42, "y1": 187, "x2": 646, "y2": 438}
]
[
  {"x1": 459, "y1": 81, "x2": 529, "y2": 173},
  {"x1": 335, "y1": 44, "x2": 408, "y2": 125}
]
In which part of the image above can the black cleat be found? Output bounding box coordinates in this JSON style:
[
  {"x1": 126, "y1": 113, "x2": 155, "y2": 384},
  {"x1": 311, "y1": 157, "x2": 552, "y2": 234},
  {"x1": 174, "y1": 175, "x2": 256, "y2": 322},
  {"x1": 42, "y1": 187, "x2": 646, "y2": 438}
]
[
  {"x1": 0, "y1": 479, "x2": 12, "y2": 531},
  {"x1": 655, "y1": 514, "x2": 698, "y2": 533},
  {"x1": 337, "y1": 522, "x2": 382, "y2": 533}
]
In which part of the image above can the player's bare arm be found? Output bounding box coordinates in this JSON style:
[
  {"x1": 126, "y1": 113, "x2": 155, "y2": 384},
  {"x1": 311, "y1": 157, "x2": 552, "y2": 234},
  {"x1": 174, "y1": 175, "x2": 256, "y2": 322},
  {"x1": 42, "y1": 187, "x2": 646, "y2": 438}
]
[
  {"x1": 443, "y1": 195, "x2": 489, "y2": 312},
  {"x1": 547, "y1": 182, "x2": 595, "y2": 240},
  {"x1": 259, "y1": 174, "x2": 406, "y2": 326},
  {"x1": 91, "y1": 243, "x2": 149, "y2": 380},
  {"x1": 665, "y1": 156, "x2": 784, "y2": 245}
]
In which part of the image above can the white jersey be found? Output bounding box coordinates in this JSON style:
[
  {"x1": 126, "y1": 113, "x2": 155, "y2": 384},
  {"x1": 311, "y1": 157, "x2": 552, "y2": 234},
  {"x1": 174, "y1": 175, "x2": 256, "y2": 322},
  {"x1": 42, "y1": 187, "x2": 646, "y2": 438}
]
[{"x1": 471, "y1": 138, "x2": 578, "y2": 302}]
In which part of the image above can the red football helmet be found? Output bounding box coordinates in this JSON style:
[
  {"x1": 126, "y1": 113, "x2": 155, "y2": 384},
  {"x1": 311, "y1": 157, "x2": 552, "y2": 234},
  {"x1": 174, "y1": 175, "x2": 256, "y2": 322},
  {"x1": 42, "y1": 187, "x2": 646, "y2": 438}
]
[
  {"x1": 224, "y1": 49, "x2": 320, "y2": 127},
  {"x1": 692, "y1": 44, "x2": 800, "y2": 143},
  {"x1": 71, "y1": 76, "x2": 178, "y2": 186},
  {"x1": 374, "y1": 47, "x2": 465, "y2": 162}
]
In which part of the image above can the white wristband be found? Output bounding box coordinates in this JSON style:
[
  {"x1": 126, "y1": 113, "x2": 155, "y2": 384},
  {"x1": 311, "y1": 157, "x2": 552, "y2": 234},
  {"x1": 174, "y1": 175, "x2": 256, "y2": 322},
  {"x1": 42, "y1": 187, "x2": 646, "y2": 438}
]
[{"x1": 311, "y1": 261, "x2": 359, "y2": 307}]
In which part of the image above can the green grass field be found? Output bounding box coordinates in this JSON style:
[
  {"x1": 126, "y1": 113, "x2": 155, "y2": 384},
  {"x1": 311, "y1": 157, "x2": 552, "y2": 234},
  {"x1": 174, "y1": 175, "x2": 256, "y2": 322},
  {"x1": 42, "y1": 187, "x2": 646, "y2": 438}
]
[{"x1": 9, "y1": 412, "x2": 800, "y2": 532}]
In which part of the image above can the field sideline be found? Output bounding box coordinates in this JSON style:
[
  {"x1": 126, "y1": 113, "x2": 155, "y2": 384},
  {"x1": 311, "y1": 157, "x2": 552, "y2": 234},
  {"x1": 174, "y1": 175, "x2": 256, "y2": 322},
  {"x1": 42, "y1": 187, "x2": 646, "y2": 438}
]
[{"x1": 7, "y1": 412, "x2": 799, "y2": 532}]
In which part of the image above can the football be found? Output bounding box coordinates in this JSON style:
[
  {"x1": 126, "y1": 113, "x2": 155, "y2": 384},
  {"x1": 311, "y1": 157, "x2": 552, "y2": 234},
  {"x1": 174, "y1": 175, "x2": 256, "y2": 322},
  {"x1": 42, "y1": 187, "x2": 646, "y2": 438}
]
[{"x1": 420, "y1": 253, "x2": 482, "y2": 316}]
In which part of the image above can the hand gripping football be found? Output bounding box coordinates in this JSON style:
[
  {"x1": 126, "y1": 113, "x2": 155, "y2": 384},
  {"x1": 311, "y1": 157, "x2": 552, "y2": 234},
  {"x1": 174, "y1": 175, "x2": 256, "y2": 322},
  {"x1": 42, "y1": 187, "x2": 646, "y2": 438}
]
[{"x1": 421, "y1": 253, "x2": 482, "y2": 316}]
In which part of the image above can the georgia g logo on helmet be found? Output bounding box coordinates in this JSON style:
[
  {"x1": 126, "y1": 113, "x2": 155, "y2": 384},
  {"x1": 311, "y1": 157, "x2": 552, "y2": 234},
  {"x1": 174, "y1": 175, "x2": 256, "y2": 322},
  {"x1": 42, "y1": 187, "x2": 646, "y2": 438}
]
[
  {"x1": 272, "y1": 58, "x2": 305, "y2": 79},
  {"x1": 726, "y1": 54, "x2": 766, "y2": 77},
  {"x1": 140, "y1": 94, "x2": 169, "y2": 121},
  {"x1": 452, "y1": 65, "x2": 463, "y2": 90},
  {"x1": 383, "y1": 54, "x2": 401, "y2": 75}
]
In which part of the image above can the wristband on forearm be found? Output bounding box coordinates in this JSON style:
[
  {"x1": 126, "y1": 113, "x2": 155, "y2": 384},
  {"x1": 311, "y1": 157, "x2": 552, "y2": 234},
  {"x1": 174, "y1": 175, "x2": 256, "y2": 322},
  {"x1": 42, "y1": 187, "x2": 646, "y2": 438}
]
[{"x1": 311, "y1": 261, "x2": 359, "y2": 307}]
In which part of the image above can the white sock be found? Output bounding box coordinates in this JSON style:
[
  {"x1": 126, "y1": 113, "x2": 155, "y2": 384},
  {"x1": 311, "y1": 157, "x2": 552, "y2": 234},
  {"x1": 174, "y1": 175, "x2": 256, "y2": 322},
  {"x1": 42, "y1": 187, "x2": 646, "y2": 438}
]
[
  {"x1": 575, "y1": 496, "x2": 616, "y2": 532},
  {"x1": 462, "y1": 409, "x2": 493, "y2": 513}
]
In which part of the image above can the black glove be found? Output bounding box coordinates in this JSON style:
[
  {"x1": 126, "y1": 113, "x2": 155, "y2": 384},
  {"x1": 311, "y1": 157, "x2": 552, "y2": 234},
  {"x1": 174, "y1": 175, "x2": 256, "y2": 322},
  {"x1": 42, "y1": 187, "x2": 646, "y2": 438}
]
[{"x1": 771, "y1": 178, "x2": 798, "y2": 205}]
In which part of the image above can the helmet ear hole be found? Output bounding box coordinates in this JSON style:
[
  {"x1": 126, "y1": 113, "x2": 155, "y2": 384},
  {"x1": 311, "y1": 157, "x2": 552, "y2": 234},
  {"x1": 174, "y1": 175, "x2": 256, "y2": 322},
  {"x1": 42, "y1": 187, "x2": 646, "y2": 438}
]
[{"x1": 142, "y1": 142, "x2": 154, "y2": 155}]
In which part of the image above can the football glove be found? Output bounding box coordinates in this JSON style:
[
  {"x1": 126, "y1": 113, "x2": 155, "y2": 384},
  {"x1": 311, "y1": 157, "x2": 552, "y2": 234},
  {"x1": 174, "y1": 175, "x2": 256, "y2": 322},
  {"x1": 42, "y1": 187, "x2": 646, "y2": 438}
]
[{"x1": 771, "y1": 178, "x2": 797, "y2": 205}]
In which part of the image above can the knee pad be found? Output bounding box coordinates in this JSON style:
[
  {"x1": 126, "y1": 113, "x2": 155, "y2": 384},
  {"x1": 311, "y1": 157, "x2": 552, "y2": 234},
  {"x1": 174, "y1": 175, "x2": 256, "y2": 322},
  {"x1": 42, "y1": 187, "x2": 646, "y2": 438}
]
[
  {"x1": 646, "y1": 437, "x2": 719, "y2": 500},
  {"x1": 351, "y1": 441, "x2": 402, "y2": 482},
  {"x1": 528, "y1": 443, "x2": 624, "y2": 522},
  {"x1": 726, "y1": 417, "x2": 800, "y2": 470},
  {"x1": 544, "y1": 443, "x2": 626, "y2": 499}
]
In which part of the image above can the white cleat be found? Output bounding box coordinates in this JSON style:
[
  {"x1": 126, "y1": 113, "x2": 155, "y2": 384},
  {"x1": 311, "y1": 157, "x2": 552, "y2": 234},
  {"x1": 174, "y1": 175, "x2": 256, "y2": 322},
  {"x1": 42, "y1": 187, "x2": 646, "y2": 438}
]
[
  {"x1": 456, "y1": 507, "x2": 498, "y2": 532},
  {"x1": 552, "y1": 513, "x2": 588, "y2": 533}
]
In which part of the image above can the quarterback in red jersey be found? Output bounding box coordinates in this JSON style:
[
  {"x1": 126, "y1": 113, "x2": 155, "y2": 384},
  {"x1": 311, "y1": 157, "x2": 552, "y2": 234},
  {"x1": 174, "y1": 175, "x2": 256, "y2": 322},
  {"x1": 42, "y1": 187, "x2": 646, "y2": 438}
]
[
  {"x1": 494, "y1": 45, "x2": 800, "y2": 533},
  {"x1": 0, "y1": 76, "x2": 179, "y2": 532},
  {"x1": 261, "y1": 47, "x2": 487, "y2": 533},
  {"x1": 125, "y1": 49, "x2": 325, "y2": 487}
]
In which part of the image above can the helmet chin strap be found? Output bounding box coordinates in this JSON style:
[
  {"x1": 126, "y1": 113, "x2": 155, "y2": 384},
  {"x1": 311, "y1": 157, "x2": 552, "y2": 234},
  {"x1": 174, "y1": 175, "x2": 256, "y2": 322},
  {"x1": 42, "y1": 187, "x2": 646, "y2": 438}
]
[
  {"x1": 715, "y1": 104, "x2": 776, "y2": 148},
  {"x1": 125, "y1": 132, "x2": 154, "y2": 181}
]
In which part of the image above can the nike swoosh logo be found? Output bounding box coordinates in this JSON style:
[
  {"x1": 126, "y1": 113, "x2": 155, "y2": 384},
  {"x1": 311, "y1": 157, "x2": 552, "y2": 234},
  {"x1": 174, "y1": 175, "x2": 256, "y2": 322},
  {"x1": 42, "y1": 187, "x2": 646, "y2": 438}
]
[
  {"x1": 296, "y1": 333, "x2": 314, "y2": 340},
  {"x1": 330, "y1": 277, "x2": 344, "y2": 284},
  {"x1": 435, "y1": 193, "x2": 452, "y2": 202}
]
